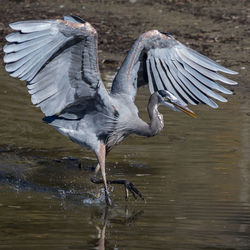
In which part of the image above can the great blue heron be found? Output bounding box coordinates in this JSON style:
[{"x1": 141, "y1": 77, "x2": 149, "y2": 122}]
[{"x1": 3, "y1": 15, "x2": 238, "y2": 206}]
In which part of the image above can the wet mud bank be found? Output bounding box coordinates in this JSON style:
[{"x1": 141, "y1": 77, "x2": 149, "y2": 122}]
[{"x1": 0, "y1": 0, "x2": 249, "y2": 76}]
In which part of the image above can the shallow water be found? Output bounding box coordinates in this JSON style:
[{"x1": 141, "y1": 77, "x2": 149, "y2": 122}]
[{"x1": 0, "y1": 59, "x2": 250, "y2": 250}]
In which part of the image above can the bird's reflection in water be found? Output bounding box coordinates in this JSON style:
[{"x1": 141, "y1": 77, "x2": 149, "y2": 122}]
[{"x1": 91, "y1": 206, "x2": 144, "y2": 250}]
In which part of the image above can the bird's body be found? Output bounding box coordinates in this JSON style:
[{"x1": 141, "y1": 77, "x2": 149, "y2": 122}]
[
  {"x1": 45, "y1": 93, "x2": 140, "y2": 153},
  {"x1": 44, "y1": 89, "x2": 163, "y2": 155},
  {"x1": 3, "y1": 15, "x2": 238, "y2": 206}
]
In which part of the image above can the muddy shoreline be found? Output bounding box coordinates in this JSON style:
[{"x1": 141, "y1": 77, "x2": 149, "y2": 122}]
[{"x1": 0, "y1": 0, "x2": 249, "y2": 76}]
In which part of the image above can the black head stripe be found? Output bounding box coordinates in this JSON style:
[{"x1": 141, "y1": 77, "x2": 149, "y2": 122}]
[{"x1": 158, "y1": 89, "x2": 168, "y2": 97}]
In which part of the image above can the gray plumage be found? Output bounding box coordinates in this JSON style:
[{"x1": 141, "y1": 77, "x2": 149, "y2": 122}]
[{"x1": 4, "y1": 15, "x2": 238, "y2": 206}]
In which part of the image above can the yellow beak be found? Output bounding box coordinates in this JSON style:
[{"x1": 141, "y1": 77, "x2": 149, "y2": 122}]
[{"x1": 174, "y1": 103, "x2": 197, "y2": 118}]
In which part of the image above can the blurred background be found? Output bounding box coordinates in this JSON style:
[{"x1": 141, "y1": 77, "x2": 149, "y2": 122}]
[{"x1": 0, "y1": 0, "x2": 249, "y2": 249}]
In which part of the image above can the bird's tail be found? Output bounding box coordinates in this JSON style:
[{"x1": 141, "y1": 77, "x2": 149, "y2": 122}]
[
  {"x1": 42, "y1": 115, "x2": 58, "y2": 124},
  {"x1": 42, "y1": 115, "x2": 65, "y2": 129}
]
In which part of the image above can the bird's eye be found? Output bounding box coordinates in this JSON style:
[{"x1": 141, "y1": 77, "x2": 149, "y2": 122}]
[{"x1": 164, "y1": 97, "x2": 169, "y2": 101}]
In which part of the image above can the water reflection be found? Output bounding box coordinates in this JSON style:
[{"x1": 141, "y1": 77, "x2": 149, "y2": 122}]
[
  {"x1": 1, "y1": 63, "x2": 250, "y2": 249},
  {"x1": 237, "y1": 97, "x2": 250, "y2": 236},
  {"x1": 0, "y1": 152, "x2": 146, "y2": 249},
  {"x1": 93, "y1": 207, "x2": 144, "y2": 250}
]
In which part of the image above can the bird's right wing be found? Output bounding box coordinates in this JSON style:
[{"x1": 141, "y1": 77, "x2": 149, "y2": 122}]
[{"x1": 4, "y1": 15, "x2": 109, "y2": 116}]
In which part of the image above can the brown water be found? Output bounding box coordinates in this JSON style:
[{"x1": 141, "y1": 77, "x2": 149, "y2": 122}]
[{"x1": 0, "y1": 60, "x2": 250, "y2": 250}]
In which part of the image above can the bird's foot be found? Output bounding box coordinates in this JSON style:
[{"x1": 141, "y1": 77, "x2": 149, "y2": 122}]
[
  {"x1": 104, "y1": 190, "x2": 113, "y2": 207},
  {"x1": 91, "y1": 177, "x2": 144, "y2": 202},
  {"x1": 122, "y1": 180, "x2": 144, "y2": 201},
  {"x1": 91, "y1": 177, "x2": 113, "y2": 207}
]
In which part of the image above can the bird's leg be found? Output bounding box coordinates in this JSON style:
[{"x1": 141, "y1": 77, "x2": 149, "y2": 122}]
[
  {"x1": 94, "y1": 142, "x2": 113, "y2": 207},
  {"x1": 110, "y1": 179, "x2": 144, "y2": 201},
  {"x1": 94, "y1": 163, "x2": 100, "y2": 176},
  {"x1": 91, "y1": 178, "x2": 144, "y2": 201},
  {"x1": 91, "y1": 143, "x2": 144, "y2": 204}
]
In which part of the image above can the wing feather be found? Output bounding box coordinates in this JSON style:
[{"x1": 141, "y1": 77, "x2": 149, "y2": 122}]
[
  {"x1": 177, "y1": 57, "x2": 232, "y2": 95},
  {"x1": 180, "y1": 45, "x2": 238, "y2": 75},
  {"x1": 154, "y1": 57, "x2": 187, "y2": 105},
  {"x1": 3, "y1": 35, "x2": 51, "y2": 54},
  {"x1": 149, "y1": 58, "x2": 165, "y2": 90},
  {"x1": 6, "y1": 30, "x2": 50, "y2": 43},
  {"x1": 175, "y1": 63, "x2": 218, "y2": 107},
  {"x1": 9, "y1": 21, "x2": 52, "y2": 33},
  {"x1": 160, "y1": 58, "x2": 199, "y2": 105},
  {"x1": 176, "y1": 49, "x2": 237, "y2": 85},
  {"x1": 172, "y1": 59, "x2": 227, "y2": 103},
  {"x1": 146, "y1": 59, "x2": 156, "y2": 93},
  {"x1": 157, "y1": 58, "x2": 192, "y2": 105}
]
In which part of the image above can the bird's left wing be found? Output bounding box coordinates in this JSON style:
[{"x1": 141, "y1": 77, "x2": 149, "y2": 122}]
[
  {"x1": 111, "y1": 30, "x2": 238, "y2": 107},
  {"x1": 4, "y1": 15, "x2": 109, "y2": 116}
]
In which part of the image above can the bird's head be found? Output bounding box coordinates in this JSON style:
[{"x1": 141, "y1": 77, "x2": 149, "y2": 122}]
[{"x1": 157, "y1": 90, "x2": 196, "y2": 118}]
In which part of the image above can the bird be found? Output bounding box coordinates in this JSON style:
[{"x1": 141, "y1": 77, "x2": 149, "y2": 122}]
[{"x1": 3, "y1": 15, "x2": 238, "y2": 206}]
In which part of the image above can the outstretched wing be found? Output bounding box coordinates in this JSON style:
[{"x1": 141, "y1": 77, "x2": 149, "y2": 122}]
[
  {"x1": 111, "y1": 30, "x2": 238, "y2": 108},
  {"x1": 4, "y1": 15, "x2": 108, "y2": 116}
]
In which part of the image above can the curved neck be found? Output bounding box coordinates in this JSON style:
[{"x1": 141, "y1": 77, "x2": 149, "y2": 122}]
[
  {"x1": 135, "y1": 93, "x2": 164, "y2": 137},
  {"x1": 147, "y1": 94, "x2": 164, "y2": 136}
]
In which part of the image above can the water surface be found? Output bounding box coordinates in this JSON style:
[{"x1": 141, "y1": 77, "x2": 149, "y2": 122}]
[{"x1": 0, "y1": 61, "x2": 250, "y2": 250}]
